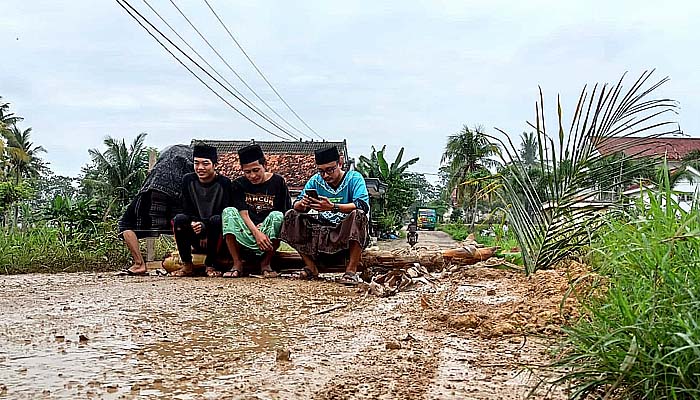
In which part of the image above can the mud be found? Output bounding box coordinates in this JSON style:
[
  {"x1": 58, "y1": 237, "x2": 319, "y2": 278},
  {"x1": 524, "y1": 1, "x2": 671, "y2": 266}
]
[{"x1": 0, "y1": 232, "x2": 570, "y2": 399}]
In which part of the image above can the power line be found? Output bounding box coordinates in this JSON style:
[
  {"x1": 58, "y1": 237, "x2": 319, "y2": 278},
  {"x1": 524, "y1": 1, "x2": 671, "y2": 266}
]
[
  {"x1": 116, "y1": 0, "x2": 292, "y2": 141},
  {"x1": 166, "y1": 0, "x2": 315, "y2": 141},
  {"x1": 141, "y1": 0, "x2": 299, "y2": 141},
  {"x1": 202, "y1": 0, "x2": 326, "y2": 141}
]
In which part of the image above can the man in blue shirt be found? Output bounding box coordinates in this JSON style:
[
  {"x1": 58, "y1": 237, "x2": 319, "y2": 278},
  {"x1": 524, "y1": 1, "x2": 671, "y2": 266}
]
[{"x1": 281, "y1": 146, "x2": 370, "y2": 284}]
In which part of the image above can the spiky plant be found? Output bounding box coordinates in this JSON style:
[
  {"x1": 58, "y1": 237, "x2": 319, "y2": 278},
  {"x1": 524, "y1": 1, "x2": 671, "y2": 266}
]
[{"x1": 488, "y1": 70, "x2": 680, "y2": 275}]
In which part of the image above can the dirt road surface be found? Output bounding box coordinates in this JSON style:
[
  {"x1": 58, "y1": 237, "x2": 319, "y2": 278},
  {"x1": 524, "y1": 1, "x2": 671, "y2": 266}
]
[{"x1": 0, "y1": 231, "x2": 569, "y2": 399}]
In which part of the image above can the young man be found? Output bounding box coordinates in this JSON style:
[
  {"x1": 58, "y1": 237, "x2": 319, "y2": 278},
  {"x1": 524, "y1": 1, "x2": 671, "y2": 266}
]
[
  {"x1": 222, "y1": 144, "x2": 291, "y2": 278},
  {"x1": 281, "y1": 146, "x2": 370, "y2": 284},
  {"x1": 117, "y1": 144, "x2": 192, "y2": 276},
  {"x1": 172, "y1": 143, "x2": 233, "y2": 277}
]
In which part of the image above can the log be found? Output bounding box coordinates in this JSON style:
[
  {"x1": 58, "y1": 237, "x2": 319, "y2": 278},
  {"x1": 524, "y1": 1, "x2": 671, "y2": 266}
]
[{"x1": 159, "y1": 245, "x2": 497, "y2": 273}]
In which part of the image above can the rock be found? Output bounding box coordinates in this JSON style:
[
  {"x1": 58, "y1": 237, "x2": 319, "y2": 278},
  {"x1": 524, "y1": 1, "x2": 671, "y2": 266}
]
[
  {"x1": 276, "y1": 349, "x2": 291, "y2": 362},
  {"x1": 486, "y1": 289, "x2": 496, "y2": 296},
  {"x1": 79, "y1": 334, "x2": 89, "y2": 343},
  {"x1": 385, "y1": 341, "x2": 401, "y2": 350}
]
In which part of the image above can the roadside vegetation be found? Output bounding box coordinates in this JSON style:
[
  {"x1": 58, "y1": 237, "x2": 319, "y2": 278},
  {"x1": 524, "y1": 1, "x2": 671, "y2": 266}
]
[
  {"x1": 547, "y1": 176, "x2": 700, "y2": 398},
  {"x1": 1, "y1": 95, "x2": 153, "y2": 273}
]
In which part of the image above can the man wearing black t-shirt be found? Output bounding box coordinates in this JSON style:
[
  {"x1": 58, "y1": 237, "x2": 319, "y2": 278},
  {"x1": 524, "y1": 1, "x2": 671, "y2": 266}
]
[
  {"x1": 222, "y1": 144, "x2": 291, "y2": 278},
  {"x1": 172, "y1": 144, "x2": 233, "y2": 277}
]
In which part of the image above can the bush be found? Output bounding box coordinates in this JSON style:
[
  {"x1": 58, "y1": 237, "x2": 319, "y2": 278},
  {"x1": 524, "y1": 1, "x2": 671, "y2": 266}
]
[
  {"x1": 0, "y1": 221, "x2": 130, "y2": 274},
  {"x1": 550, "y1": 189, "x2": 700, "y2": 398}
]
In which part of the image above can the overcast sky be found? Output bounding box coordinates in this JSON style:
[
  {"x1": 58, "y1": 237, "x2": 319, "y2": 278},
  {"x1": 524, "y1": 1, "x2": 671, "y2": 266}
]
[{"x1": 2, "y1": 0, "x2": 698, "y2": 181}]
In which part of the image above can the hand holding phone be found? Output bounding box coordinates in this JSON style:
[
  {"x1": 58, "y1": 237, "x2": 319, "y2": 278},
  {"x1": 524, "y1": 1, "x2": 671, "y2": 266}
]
[{"x1": 305, "y1": 189, "x2": 319, "y2": 199}]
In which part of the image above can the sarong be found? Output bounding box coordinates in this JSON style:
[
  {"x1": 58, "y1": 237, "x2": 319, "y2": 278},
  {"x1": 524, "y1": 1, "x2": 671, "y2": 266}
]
[
  {"x1": 280, "y1": 209, "x2": 369, "y2": 256},
  {"x1": 222, "y1": 207, "x2": 284, "y2": 255}
]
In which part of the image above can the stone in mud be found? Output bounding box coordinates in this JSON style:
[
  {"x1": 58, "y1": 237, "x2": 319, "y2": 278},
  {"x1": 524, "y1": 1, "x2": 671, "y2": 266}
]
[
  {"x1": 450, "y1": 313, "x2": 483, "y2": 329},
  {"x1": 276, "y1": 349, "x2": 291, "y2": 362},
  {"x1": 385, "y1": 341, "x2": 401, "y2": 350}
]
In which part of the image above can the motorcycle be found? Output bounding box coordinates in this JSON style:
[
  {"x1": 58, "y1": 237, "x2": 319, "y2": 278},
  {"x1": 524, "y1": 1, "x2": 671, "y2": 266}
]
[{"x1": 407, "y1": 219, "x2": 418, "y2": 247}]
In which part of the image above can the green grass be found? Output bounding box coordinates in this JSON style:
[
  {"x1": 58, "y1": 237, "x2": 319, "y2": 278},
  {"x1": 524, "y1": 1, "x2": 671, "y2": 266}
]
[
  {"x1": 547, "y1": 189, "x2": 700, "y2": 399},
  {"x1": 439, "y1": 222, "x2": 522, "y2": 264},
  {"x1": 0, "y1": 222, "x2": 130, "y2": 274}
]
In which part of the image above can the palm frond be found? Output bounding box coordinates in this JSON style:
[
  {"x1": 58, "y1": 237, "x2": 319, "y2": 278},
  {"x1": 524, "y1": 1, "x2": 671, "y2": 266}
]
[{"x1": 488, "y1": 70, "x2": 679, "y2": 274}]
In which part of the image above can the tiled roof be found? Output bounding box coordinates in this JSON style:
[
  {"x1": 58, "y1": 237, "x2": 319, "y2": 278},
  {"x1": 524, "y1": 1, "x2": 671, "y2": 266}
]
[
  {"x1": 194, "y1": 139, "x2": 349, "y2": 191},
  {"x1": 595, "y1": 136, "x2": 700, "y2": 161},
  {"x1": 193, "y1": 139, "x2": 348, "y2": 156},
  {"x1": 218, "y1": 153, "x2": 319, "y2": 190}
]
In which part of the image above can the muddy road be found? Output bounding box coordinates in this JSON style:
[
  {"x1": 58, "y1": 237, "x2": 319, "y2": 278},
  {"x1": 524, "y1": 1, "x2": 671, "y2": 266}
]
[{"x1": 0, "y1": 232, "x2": 568, "y2": 399}]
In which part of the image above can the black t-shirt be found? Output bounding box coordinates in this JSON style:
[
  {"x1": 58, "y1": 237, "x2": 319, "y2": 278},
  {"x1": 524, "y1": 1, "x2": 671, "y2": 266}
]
[
  {"x1": 233, "y1": 173, "x2": 291, "y2": 225},
  {"x1": 181, "y1": 173, "x2": 233, "y2": 221}
]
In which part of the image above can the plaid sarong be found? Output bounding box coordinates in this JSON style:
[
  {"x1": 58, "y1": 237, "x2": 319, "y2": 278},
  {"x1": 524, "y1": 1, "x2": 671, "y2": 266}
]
[{"x1": 280, "y1": 209, "x2": 369, "y2": 257}]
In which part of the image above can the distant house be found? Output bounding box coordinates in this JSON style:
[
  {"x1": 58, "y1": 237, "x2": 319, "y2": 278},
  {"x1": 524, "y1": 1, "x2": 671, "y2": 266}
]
[
  {"x1": 592, "y1": 135, "x2": 700, "y2": 208},
  {"x1": 193, "y1": 139, "x2": 386, "y2": 198},
  {"x1": 595, "y1": 136, "x2": 700, "y2": 169}
]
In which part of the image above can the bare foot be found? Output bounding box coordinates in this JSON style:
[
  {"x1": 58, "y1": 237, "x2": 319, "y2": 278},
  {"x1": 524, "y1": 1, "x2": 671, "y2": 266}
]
[{"x1": 205, "y1": 267, "x2": 222, "y2": 277}]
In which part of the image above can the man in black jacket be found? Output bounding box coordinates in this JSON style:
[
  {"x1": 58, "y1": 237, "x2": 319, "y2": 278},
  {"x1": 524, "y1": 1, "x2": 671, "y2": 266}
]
[
  {"x1": 172, "y1": 144, "x2": 233, "y2": 277},
  {"x1": 117, "y1": 145, "x2": 193, "y2": 276}
]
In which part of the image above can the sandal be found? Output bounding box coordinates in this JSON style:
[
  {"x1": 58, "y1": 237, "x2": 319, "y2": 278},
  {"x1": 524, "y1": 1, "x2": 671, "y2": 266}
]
[
  {"x1": 115, "y1": 269, "x2": 148, "y2": 277},
  {"x1": 338, "y1": 272, "x2": 363, "y2": 286},
  {"x1": 293, "y1": 267, "x2": 318, "y2": 281},
  {"x1": 205, "y1": 266, "x2": 223, "y2": 278},
  {"x1": 223, "y1": 266, "x2": 243, "y2": 278},
  {"x1": 171, "y1": 263, "x2": 199, "y2": 277},
  {"x1": 260, "y1": 267, "x2": 279, "y2": 279}
]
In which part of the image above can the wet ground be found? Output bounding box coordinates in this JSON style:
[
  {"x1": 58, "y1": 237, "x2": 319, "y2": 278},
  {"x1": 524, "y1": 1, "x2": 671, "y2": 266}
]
[{"x1": 0, "y1": 232, "x2": 568, "y2": 399}]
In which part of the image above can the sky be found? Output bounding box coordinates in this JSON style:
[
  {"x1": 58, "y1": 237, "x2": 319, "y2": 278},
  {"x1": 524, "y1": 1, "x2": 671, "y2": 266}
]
[{"x1": 2, "y1": 0, "x2": 699, "y2": 182}]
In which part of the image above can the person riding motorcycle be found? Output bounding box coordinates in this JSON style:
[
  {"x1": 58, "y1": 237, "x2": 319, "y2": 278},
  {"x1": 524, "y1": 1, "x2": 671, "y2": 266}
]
[{"x1": 407, "y1": 218, "x2": 418, "y2": 247}]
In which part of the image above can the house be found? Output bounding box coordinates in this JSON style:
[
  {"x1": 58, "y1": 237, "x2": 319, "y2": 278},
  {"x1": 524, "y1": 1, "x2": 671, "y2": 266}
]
[
  {"x1": 595, "y1": 136, "x2": 700, "y2": 169},
  {"x1": 592, "y1": 135, "x2": 700, "y2": 208},
  {"x1": 622, "y1": 166, "x2": 700, "y2": 212}
]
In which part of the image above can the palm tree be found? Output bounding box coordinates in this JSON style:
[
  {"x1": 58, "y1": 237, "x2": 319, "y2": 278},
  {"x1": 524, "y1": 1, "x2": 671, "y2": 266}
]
[
  {"x1": 86, "y1": 133, "x2": 148, "y2": 218},
  {"x1": 487, "y1": 70, "x2": 679, "y2": 275},
  {"x1": 2, "y1": 125, "x2": 47, "y2": 183},
  {"x1": 519, "y1": 131, "x2": 538, "y2": 168},
  {"x1": 441, "y1": 125, "x2": 499, "y2": 227},
  {"x1": 0, "y1": 97, "x2": 23, "y2": 127}
]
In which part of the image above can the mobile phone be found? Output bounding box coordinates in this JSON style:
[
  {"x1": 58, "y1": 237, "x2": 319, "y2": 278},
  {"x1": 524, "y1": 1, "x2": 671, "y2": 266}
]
[{"x1": 305, "y1": 189, "x2": 319, "y2": 199}]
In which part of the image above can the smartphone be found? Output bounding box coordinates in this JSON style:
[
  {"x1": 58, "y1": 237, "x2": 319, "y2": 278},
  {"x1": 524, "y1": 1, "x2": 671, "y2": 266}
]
[{"x1": 305, "y1": 189, "x2": 319, "y2": 199}]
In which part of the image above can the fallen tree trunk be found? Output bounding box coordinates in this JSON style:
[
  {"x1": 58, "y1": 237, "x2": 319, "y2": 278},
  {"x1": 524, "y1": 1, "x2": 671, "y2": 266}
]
[{"x1": 160, "y1": 245, "x2": 497, "y2": 273}]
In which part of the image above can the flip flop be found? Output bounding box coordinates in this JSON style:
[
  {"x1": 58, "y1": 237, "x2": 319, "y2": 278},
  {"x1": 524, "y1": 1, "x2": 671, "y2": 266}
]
[
  {"x1": 171, "y1": 264, "x2": 199, "y2": 277},
  {"x1": 292, "y1": 267, "x2": 318, "y2": 281},
  {"x1": 115, "y1": 269, "x2": 148, "y2": 277},
  {"x1": 223, "y1": 267, "x2": 242, "y2": 278},
  {"x1": 205, "y1": 267, "x2": 223, "y2": 278},
  {"x1": 338, "y1": 272, "x2": 363, "y2": 286},
  {"x1": 260, "y1": 267, "x2": 279, "y2": 279}
]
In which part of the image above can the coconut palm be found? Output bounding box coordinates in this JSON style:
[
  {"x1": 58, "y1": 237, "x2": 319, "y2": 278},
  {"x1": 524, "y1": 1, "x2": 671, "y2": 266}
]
[
  {"x1": 2, "y1": 125, "x2": 47, "y2": 183},
  {"x1": 487, "y1": 70, "x2": 680, "y2": 275},
  {"x1": 441, "y1": 125, "x2": 499, "y2": 226},
  {"x1": 85, "y1": 133, "x2": 148, "y2": 218}
]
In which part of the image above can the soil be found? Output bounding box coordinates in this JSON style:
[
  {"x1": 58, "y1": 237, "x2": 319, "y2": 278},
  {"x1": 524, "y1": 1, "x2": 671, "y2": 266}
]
[{"x1": 0, "y1": 231, "x2": 578, "y2": 399}]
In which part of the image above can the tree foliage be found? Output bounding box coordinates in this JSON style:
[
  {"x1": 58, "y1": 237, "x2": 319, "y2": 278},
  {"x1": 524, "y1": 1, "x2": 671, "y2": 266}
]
[
  {"x1": 82, "y1": 133, "x2": 149, "y2": 218},
  {"x1": 441, "y1": 125, "x2": 499, "y2": 226},
  {"x1": 357, "y1": 145, "x2": 419, "y2": 232}
]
